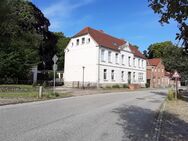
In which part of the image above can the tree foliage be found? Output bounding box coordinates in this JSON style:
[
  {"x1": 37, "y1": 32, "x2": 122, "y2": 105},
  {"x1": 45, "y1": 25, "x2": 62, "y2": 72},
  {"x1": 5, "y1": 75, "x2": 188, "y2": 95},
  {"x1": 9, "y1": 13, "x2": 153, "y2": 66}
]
[
  {"x1": 53, "y1": 32, "x2": 70, "y2": 70},
  {"x1": 145, "y1": 41, "x2": 188, "y2": 81},
  {"x1": 148, "y1": 0, "x2": 188, "y2": 52},
  {"x1": 0, "y1": 0, "x2": 56, "y2": 83}
]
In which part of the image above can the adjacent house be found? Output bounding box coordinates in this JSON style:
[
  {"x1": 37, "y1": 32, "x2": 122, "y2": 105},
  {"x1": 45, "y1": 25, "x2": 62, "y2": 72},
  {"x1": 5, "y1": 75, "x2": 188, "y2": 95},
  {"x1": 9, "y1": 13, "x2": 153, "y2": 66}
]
[
  {"x1": 64, "y1": 27, "x2": 146, "y2": 88},
  {"x1": 146, "y1": 58, "x2": 170, "y2": 88}
]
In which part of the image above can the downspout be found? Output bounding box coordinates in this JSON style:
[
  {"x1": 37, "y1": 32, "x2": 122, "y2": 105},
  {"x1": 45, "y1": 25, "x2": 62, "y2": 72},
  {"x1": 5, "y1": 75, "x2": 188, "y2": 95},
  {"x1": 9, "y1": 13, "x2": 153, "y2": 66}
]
[{"x1": 97, "y1": 46, "x2": 100, "y2": 88}]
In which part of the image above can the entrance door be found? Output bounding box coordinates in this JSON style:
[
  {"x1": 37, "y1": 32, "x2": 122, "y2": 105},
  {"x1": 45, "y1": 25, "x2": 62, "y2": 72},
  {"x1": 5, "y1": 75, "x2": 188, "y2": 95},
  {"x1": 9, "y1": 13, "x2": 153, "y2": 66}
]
[{"x1": 128, "y1": 72, "x2": 131, "y2": 84}]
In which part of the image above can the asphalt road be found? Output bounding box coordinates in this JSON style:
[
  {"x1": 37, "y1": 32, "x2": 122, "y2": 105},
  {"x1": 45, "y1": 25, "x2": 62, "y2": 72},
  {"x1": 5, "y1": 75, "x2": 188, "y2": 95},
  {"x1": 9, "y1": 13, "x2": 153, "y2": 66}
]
[{"x1": 0, "y1": 89, "x2": 167, "y2": 141}]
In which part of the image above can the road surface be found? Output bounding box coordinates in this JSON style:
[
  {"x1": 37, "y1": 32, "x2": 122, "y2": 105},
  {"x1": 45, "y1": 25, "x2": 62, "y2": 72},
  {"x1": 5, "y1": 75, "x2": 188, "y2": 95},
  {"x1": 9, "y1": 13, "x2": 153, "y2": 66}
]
[{"x1": 0, "y1": 89, "x2": 167, "y2": 141}]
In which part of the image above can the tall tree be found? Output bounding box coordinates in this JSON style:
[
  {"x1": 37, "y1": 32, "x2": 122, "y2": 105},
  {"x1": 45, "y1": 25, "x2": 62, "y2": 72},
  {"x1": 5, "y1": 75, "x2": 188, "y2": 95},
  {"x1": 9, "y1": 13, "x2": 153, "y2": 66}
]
[
  {"x1": 54, "y1": 32, "x2": 70, "y2": 70},
  {"x1": 148, "y1": 0, "x2": 188, "y2": 53},
  {"x1": 0, "y1": 0, "x2": 56, "y2": 83}
]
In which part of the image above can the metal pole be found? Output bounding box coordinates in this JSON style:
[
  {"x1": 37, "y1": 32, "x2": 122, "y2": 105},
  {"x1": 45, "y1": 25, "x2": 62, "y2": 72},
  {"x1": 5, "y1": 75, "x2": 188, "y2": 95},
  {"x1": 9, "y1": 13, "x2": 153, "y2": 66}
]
[
  {"x1": 53, "y1": 69, "x2": 55, "y2": 94},
  {"x1": 82, "y1": 66, "x2": 85, "y2": 89}
]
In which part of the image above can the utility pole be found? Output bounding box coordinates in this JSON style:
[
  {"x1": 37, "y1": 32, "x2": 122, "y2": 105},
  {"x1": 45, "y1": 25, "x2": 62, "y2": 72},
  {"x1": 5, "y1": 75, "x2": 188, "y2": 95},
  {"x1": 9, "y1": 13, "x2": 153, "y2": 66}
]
[{"x1": 82, "y1": 66, "x2": 85, "y2": 89}]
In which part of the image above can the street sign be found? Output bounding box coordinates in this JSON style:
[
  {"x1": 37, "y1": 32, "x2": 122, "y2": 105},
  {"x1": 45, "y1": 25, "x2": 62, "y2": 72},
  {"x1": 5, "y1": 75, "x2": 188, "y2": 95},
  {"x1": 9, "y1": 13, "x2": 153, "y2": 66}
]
[
  {"x1": 53, "y1": 64, "x2": 57, "y2": 71},
  {"x1": 52, "y1": 55, "x2": 58, "y2": 63},
  {"x1": 172, "y1": 71, "x2": 180, "y2": 78}
]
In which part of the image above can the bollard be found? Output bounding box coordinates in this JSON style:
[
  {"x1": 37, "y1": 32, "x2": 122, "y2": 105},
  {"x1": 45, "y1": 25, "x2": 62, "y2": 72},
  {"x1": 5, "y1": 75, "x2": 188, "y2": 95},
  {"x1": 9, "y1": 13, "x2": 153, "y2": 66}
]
[{"x1": 38, "y1": 86, "x2": 43, "y2": 98}]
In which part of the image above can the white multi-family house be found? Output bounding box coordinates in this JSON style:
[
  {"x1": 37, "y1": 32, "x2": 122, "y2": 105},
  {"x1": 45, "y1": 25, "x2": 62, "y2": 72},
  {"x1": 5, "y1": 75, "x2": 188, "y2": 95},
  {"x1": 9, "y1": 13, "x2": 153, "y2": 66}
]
[{"x1": 64, "y1": 27, "x2": 146, "y2": 88}]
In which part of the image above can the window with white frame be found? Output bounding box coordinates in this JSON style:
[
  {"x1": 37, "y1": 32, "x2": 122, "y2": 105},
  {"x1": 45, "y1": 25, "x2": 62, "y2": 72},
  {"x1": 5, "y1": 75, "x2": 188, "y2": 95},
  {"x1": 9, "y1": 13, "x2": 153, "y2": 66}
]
[
  {"x1": 128, "y1": 56, "x2": 131, "y2": 66},
  {"x1": 111, "y1": 70, "x2": 115, "y2": 80},
  {"x1": 142, "y1": 60, "x2": 144, "y2": 68},
  {"x1": 82, "y1": 38, "x2": 85, "y2": 44},
  {"x1": 87, "y1": 38, "x2": 90, "y2": 43},
  {"x1": 138, "y1": 73, "x2": 144, "y2": 82},
  {"x1": 138, "y1": 59, "x2": 140, "y2": 68},
  {"x1": 121, "y1": 71, "x2": 124, "y2": 81},
  {"x1": 76, "y1": 39, "x2": 79, "y2": 45},
  {"x1": 133, "y1": 58, "x2": 135, "y2": 67},
  {"x1": 121, "y1": 55, "x2": 124, "y2": 65},
  {"x1": 115, "y1": 53, "x2": 119, "y2": 64},
  {"x1": 103, "y1": 69, "x2": 107, "y2": 80},
  {"x1": 101, "y1": 49, "x2": 105, "y2": 62},
  {"x1": 108, "y1": 51, "x2": 112, "y2": 63},
  {"x1": 133, "y1": 72, "x2": 136, "y2": 82}
]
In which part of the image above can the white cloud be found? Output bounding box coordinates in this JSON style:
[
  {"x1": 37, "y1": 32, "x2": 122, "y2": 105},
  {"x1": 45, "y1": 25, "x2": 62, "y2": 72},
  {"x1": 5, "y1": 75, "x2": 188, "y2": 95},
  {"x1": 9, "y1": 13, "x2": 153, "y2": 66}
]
[{"x1": 42, "y1": 0, "x2": 94, "y2": 31}]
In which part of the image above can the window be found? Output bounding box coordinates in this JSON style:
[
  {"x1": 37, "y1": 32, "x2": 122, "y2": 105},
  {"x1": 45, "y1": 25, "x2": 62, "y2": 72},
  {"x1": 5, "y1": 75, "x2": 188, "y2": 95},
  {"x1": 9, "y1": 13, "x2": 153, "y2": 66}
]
[
  {"x1": 133, "y1": 72, "x2": 136, "y2": 82},
  {"x1": 122, "y1": 55, "x2": 124, "y2": 65},
  {"x1": 108, "y1": 51, "x2": 112, "y2": 63},
  {"x1": 128, "y1": 56, "x2": 131, "y2": 66},
  {"x1": 71, "y1": 42, "x2": 74, "y2": 47},
  {"x1": 82, "y1": 38, "x2": 85, "y2": 44},
  {"x1": 103, "y1": 69, "x2": 107, "y2": 80},
  {"x1": 142, "y1": 60, "x2": 144, "y2": 68},
  {"x1": 138, "y1": 73, "x2": 144, "y2": 82},
  {"x1": 121, "y1": 71, "x2": 124, "y2": 81},
  {"x1": 76, "y1": 39, "x2": 79, "y2": 45},
  {"x1": 138, "y1": 59, "x2": 140, "y2": 68},
  {"x1": 111, "y1": 70, "x2": 114, "y2": 80},
  {"x1": 115, "y1": 53, "x2": 119, "y2": 64},
  {"x1": 133, "y1": 58, "x2": 135, "y2": 67},
  {"x1": 88, "y1": 38, "x2": 90, "y2": 43},
  {"x1": 101, "y1": 49, "x2": 105, "y2": 62}
]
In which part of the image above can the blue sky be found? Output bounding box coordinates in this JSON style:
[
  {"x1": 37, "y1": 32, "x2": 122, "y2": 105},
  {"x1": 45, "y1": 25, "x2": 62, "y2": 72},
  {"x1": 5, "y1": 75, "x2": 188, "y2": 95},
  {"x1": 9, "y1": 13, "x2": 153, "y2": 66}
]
[{"x1": 32, "y1": 0, "x2": 179, "y2": 51}]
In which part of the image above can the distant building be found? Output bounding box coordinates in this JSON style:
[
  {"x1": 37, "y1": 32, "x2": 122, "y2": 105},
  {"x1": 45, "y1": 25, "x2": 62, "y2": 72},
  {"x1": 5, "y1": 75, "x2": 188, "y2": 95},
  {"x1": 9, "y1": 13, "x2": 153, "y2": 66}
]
[
  {"x1": 64, "y1": 27, "x2": 147, "y2": 88},
  {"x1": 147, "y1": 58, "x2": 170, "y2": 88}
]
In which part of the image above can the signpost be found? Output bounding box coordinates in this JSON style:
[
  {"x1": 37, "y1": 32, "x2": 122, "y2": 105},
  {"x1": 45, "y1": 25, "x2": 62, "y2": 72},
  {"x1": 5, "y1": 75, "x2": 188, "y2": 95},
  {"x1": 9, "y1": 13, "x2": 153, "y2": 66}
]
[
  {"x1": 172, "y1": 70, "x2": 180, "y2": 100},
  {"x1": 52, "y1": 55, "x2": 58, "y2": 94}
]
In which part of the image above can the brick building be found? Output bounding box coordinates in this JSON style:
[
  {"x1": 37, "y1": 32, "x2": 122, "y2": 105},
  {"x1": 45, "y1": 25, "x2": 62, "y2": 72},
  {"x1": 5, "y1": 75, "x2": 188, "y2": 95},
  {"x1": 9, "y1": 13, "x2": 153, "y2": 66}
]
[{"x1": 147, "y1": 58, "x2": 170, "y2": 88}]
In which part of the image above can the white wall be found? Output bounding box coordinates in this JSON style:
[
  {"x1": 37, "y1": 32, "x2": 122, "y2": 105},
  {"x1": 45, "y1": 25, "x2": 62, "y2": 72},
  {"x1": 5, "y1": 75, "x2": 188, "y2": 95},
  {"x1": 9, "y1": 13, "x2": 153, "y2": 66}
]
[{"x1": 64, "y1": 34, "x2": 99, "y2": 83}]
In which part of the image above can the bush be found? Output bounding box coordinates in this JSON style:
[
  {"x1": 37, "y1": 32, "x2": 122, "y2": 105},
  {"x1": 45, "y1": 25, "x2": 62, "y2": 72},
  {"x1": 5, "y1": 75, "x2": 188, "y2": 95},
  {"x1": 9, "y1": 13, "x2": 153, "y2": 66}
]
[
  {"x1": 167, "y1": 88, "x2": 175, "y2": 100},
  {"x1": 46, "y1": 92, "x2": 60, "y2": 98},
  {"x1": 105, "y1": 85, "x2": 112, "y2": 89},
  {"x1": 123, "y1": 84, "x2": 128, "y2": 88},
  {"x1": 112, "y1": 84, "x2": 120, "y2": 88},
  {"x1": 146, "y1": 83, "x2": 150, "y2": 88}
]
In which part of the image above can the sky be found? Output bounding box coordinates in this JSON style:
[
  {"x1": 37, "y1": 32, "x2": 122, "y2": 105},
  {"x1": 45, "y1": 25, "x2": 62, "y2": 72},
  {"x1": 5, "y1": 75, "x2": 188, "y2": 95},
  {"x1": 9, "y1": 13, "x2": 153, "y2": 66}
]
[{"x1": 32, "y1": 0, "x2": 179, "y2": 51}]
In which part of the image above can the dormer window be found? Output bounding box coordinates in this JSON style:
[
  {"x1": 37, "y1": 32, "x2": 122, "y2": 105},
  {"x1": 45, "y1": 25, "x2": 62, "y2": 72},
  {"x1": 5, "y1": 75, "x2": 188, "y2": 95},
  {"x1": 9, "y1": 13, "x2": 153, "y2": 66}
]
[
  {"x1": 82, "y1": 38, "x2": 85, "y2": 44},
  {"x1": 113, "y1": 42, "x2": 118, "y2": 46},
  {"x1": 88, "y1": 38, "x2": 90, "y2": 43},
  {"x1": 76, "y1": 39, "x2": 79, "y2": 45}
]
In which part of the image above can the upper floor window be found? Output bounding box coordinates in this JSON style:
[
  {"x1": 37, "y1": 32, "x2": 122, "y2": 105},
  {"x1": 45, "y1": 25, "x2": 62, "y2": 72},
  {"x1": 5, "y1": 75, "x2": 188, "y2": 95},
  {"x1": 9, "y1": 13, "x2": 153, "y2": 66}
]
[
  {"x1": 142, "y1": 60, "x2": 144, "y2": 68},
  {"x1": 133, "y1": 58, "x2": 135, "y2": 67},
  {"x1": 88, "y1": 38, "x2": 90, "y2": 43},
  {"x1": 108, "y1": 51, "x2": 112, "y2": 63},
  {"x1": 121, "y1": 55, "x2": 124, "y2": 65},
  {"x1": 103, "y1": 69, "x2": 107, "y2": 80},
  {"x1": 71, "y1": 42, "x2": 74, "y2": 47},
  {"x1": 111, "y1": 70, "x2": 115, "y2": 80},
  {"x1": 82, "y1": 38, "x2": 85, "y2": 44},
  {"x1": 76, "y1": 39, "x2": 79, "y2": 45},
  {"x1": 101, "y1": 49, "x2": 105, "y2": 62},
  {"x1": 138, "y1": 59, "x2": 140, "y2": 68},
  {"x1": 115, "y1": 53, "x2": 119, "y2": 64},
  {"x1": 128, "y1": 56, "x2": 131, "y2": 66}
]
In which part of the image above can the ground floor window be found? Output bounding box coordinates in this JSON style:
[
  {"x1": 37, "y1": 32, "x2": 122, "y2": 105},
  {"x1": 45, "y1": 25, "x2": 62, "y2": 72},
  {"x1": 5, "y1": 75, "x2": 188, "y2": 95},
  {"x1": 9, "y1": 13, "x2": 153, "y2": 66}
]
[
  {"x1": 138, "y1": 73, "x2": 144, "y2": 82},
  {"x1": 111, "y1": 70, "x2": 115, "y2": 80},
  {"x1": 133, "y1": 72, "x2": 136, "y2": 82},
  {"x1": 121, "y1": 71, "x2": 124, "y2": 81},
  {"x1": 104, "y1": 69, "x2": 107, "y2": 80}
]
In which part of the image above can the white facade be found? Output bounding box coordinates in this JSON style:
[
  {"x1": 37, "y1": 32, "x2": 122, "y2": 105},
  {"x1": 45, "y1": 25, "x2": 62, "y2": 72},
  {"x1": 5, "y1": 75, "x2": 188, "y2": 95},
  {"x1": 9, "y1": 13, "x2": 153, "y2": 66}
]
[{"x1": 64, "y1": 33, "x2": 146, "y2": 87}]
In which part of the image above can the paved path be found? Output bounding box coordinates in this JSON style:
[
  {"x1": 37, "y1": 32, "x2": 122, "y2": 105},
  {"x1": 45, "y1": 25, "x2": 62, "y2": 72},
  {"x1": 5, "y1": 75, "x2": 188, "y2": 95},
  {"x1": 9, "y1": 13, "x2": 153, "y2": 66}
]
[{"x1": 0, "y1": 89, "x2": 167, "y2": 141}]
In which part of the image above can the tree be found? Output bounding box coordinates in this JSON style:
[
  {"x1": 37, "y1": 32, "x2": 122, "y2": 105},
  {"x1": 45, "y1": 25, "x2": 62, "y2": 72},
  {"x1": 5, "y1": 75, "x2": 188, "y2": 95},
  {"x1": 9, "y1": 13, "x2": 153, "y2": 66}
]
[
  {"x1": 146, "y1": 41, "x2": 173, "y2": 58},
  {"x1": 54, "y1": 32, "x2": 70, "y2": 70},
  {"x1": 0, "y1": 0, "x2": 56, "y2": 83},
  {"x1": 145, "y1": 41, "x2": 188, "y2": 81},
  {"x1": 148, "y1": 0, "x2": 188, "y2": 53}
]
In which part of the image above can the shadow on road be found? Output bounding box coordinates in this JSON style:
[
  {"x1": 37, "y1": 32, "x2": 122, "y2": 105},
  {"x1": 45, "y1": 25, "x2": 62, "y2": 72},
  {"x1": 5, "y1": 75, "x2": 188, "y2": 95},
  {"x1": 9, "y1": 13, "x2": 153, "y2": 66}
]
[{"x1": 112, "y1": 105, "x2": 188, "y2": 141}]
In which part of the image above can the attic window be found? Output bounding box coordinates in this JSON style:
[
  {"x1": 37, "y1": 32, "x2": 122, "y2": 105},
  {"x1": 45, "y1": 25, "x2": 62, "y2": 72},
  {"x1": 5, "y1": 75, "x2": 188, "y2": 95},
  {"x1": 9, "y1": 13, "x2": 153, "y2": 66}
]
[
  {"x1": 113, "y1": 42, "x2": 118, "y2": 46},
  {"x1": 88, "y1": 38, "x2": 90, "y2": 43}
]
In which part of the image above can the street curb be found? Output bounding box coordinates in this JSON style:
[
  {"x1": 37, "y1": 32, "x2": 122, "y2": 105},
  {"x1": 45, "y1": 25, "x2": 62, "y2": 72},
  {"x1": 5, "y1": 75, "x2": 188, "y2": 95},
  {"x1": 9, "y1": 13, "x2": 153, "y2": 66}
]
[{"x1": 152, "y1": 100, "x2": 166, "y2": 141}]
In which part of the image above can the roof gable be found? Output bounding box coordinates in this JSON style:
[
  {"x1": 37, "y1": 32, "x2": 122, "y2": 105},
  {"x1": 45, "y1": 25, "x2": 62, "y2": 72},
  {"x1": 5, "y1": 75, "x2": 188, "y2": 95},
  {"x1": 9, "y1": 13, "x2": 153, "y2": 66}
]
[{"x1": 74, "y1": 27, "x2": 145, "y2": 59}]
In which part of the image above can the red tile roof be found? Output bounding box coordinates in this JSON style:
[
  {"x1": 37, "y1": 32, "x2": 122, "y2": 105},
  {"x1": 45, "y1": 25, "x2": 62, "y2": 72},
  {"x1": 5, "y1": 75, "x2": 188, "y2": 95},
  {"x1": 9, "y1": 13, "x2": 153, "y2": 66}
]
[
  {"x1": 74, "y1": 27, "x2": 145, "y2": 59},
  {"x1": 147, "y1": 58, "x2": 161, "y2": 66}
]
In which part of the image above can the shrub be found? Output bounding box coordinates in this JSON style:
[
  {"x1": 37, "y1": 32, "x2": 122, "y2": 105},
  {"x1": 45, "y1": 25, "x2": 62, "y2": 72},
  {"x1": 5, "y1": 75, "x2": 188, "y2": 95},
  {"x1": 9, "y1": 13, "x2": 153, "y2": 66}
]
[
  {"x1": 105, "y1": 85, "x2": 112, "y2": 89},
  {"x1": 167, "y1": 88, "x2": 175, "y2": 100},
  {"x1": 123, "y1": 84, "x2": 128, "y2": 88},
  {"x1": 112, "y1": 84, "x2": 120, "y2": 88},
  {"x1": 146, "y1": 83, "x2": 150, "y2": 88}
]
